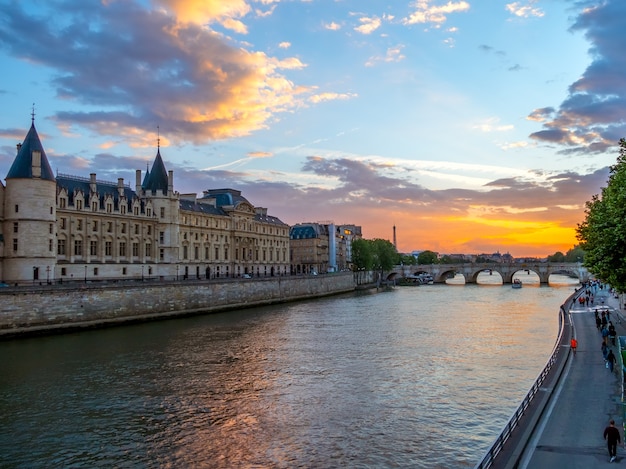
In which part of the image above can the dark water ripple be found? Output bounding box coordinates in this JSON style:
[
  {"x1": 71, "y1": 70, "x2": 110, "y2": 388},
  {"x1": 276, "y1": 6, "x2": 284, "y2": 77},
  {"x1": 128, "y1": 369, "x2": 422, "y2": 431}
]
[{"x1": 0, "y1": 278, "x2": 574, "y2": 468}]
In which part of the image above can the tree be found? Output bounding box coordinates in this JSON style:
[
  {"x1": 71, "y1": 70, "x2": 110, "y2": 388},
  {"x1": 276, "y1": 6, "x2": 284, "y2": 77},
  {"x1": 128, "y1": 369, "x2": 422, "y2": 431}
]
[
  {"x1": 417, "y1": 250, "x2": 439, "y2": 265},
  {"x1": 576, "y1": 138, "x2": 626, "y2": 292},
  {"x1": 371, "y1": 238, "x2": 399, "y2": 273},
  {"x1": 351, "y1": 238, "x2": 373, "y2": 271},
  {"x1": 546, "y1": 251, "x2": 566, "y2": 262},
  {"x1": 399, "y1": 254, "x2": 417, "y2": 265},
  {"x1": 565, "y1": 245, "x2": 585, "y2": 263}
]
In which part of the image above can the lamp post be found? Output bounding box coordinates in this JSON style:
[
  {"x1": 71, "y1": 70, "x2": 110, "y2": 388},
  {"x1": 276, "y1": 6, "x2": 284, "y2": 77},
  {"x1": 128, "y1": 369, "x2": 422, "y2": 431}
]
[
  {"x1": 46, "y1": 266, "x2": 50, "y2": 285},
  {"x1": 84, "y1": 265, "x2": 87, "y2": 283},
  {"x1": 141, "y1": 264, "x2": 144, "y2": 281}
]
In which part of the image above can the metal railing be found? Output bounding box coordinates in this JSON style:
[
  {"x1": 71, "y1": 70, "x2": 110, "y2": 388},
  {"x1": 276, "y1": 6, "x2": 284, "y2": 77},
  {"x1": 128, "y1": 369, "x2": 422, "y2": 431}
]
[{"x1": 473, "y1": 293, "x2": 575, "y2": 469}]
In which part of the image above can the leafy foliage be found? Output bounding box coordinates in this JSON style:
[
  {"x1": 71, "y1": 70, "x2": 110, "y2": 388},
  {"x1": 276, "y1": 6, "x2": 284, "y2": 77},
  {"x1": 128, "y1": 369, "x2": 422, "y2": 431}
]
[
  {"x1": 576, "y1": 138, "x2": 626, "y2": 292},
  {"x1": 417, "y1": 250, "x2": 439, "y2": 265},
  {"x1": 351, "y1": 238, "x2": 399, "y2": 272}
]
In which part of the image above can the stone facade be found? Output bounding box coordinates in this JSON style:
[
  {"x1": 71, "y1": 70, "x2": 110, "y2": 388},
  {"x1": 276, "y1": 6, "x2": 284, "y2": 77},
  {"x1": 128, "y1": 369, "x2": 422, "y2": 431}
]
[
  {"x1": 0, "y1": 273, "x2": 356, "y2": 336},
  {"x1": 0, "y1": 121, "x2": 290, "y2": 285}
]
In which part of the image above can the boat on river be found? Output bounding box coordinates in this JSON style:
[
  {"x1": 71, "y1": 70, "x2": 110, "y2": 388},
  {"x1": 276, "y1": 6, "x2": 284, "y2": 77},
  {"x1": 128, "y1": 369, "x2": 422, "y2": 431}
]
[{"x1": 512, "y1": 279, "x2": 522, "y2": 289}]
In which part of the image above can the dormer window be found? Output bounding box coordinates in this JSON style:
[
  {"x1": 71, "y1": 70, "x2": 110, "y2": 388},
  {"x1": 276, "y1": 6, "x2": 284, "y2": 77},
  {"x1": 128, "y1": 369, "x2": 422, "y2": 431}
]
[{"x1": 92, "y1": 201, "x2": 98, "y2": 211}]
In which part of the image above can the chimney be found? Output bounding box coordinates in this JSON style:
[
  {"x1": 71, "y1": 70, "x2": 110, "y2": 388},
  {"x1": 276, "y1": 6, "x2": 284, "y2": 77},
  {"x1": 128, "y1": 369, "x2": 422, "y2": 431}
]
[
  {"x1": 16, "y1": 143, "x2": 22, "y2": 155},
  {"x1": 168, "y1": 170, "x2": 174, "y2": 193},
  {"x1": 90, "y1": 173, "x2": 97, "y2": 194},
  {"x1": 136, "y1": 170, "x2": 142, "y2": 193},
  {"x1": 117, "y1": 178, "x2": 125, "y2": 196}
]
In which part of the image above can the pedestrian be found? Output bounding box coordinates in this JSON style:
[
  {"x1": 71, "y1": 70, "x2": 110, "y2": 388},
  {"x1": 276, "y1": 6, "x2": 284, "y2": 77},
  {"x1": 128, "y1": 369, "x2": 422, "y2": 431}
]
[
  {"x1": 607, "y1": 349, "x2": 617, "y2": 373},
  {"x1": 596, "y1": 316, "x2": 602, "y2": 331},
  {"x1": 570, "y1": 337, "x2": 578, "y2": 356},
  {"x1": 602, "y1": 326, "x2": 610, "y2": 345},
  {"x1": 603, "y1": 419, "x2": 622, "y2": 462},
  {"x1": 602, "y1": 341, "x2": 609, "y2": 360},
  {"x1": 609, "y1": 322, "x2": 617, "y2": 346}
]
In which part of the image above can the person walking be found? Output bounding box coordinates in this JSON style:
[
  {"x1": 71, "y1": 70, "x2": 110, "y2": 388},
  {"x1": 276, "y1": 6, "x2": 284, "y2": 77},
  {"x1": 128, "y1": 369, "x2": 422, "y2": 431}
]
[
  {"x1": 570, "y1": 337, "x2": 578, "y2": 356},
  {"x1": 603, "y1": 419, "x2": 622, "y2": 462},
  {"x1": 607, "y1": 349, "x2": 617, "y2": 373}
]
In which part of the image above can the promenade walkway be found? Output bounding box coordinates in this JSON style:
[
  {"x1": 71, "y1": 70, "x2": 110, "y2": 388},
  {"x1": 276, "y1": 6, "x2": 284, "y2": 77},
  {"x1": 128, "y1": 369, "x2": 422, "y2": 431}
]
[{"x1": 495, "y1": 287, "x2": 626, "y2": 468}]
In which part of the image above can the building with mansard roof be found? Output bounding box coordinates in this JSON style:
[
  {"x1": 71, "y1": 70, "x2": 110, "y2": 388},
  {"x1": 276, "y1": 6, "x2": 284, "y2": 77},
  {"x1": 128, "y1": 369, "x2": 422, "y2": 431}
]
[{"x1": 0, "y1": 120, "x2": 290, "y2": 285}]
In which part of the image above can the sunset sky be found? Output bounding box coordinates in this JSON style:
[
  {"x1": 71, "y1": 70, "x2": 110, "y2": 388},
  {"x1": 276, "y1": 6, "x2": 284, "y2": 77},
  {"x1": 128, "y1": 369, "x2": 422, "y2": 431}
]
[{"x1": 0, "y1": 0, "x2": 624, "y2": 257}]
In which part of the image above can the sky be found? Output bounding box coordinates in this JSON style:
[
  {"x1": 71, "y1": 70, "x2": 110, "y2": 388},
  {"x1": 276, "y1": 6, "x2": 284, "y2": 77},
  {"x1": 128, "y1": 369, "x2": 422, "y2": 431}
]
[{"x1": 0, "y1": 0, "x2": 624, "y2": 258}]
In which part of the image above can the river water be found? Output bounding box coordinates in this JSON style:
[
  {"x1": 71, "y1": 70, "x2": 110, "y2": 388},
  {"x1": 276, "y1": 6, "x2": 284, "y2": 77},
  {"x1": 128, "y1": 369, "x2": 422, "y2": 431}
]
[{"x1": 0, "y1": 274, "x2": 576, "y2": 468}]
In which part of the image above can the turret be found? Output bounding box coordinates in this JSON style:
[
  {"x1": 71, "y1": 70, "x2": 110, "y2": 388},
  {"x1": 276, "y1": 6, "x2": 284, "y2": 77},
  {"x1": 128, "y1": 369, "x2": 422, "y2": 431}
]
[{"x1": 3, "y1": 120, "x2": 57, "y2": 284}]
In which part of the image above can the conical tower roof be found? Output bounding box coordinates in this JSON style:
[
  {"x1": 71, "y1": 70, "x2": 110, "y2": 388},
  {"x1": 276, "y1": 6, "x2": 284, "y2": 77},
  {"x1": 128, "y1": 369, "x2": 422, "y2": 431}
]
[
  {"x1": 142, "y1": 148, "x2": 168, "y2": 194},
  {"x1": 6, "y1": 122, "x2": 55, "y2": 181}
]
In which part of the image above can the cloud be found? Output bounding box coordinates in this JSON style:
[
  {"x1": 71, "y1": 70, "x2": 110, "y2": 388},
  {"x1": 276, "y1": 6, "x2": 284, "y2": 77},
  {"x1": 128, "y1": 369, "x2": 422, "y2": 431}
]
[
  {"x1": 156, "y1": 0, "x2": 251, "y2": 30},
  {"x1": 247, "y1": 151, "x2": 273, "y2": 158},
  {"x1": 529, "y1": 0, "x2": 626, "y2": 154},
  {"x1": 365, "y1": 45, "x2": 406, "y2": 67},
  {"x1": 308, "y1": 92, "x2": 357, "y2": 104},
  {"x1": 278, "y1": 41, "x2": 291, "y2": 49},
  {"x1": 354, "y1": 16, "x2": 382, "y2": 35},
  {"x1": 403, "y1": 1, "x2": 470, "y2": 26},
  {"x1": 0, "y1": 1, "x2": 318, "y2": 146},
  {"x1": 472, "y1": 118, "x2": 514, "y2": 133},
  {"x1": 505, "y1": 1, "x2": 544, "y2": 19},
  {"x1": 323, "y1": 21, "x2": 341, "y2": 31}
]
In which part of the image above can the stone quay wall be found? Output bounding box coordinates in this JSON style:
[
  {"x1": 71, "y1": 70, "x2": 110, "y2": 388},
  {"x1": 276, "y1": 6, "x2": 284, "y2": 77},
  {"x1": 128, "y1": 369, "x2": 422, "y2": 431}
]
[{"x1": 0, "y1": 273, "x2": 356, "y2": 338}]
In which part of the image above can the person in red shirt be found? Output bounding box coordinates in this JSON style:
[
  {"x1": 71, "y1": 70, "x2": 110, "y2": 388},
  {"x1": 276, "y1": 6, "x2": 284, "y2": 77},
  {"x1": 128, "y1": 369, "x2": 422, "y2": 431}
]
[{"x1": 570, "y1": 337, "x2": 578, "y2": 356}]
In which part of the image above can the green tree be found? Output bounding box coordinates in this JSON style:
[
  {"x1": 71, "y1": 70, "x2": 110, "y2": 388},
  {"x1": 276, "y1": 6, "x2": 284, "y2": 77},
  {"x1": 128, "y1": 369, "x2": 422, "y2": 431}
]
[
  {"x1": 546, "y1": 251, "x2": 566, "y2": 262},
  {"x1": 399, "y1": 254, "x2": 417, "y2": 265},
  {"x1": 351, "y1": 238, "x2": 373, "y2": 271},
  {"x1": 564, "y1": 245, "x2": 585, "y2": 263},
  {"x1": 576, "y1": 138, "x2": 626, "y2": 292},
  {"x1": 371, "y1": 238, "x2": 399, "y2": 273},
  {"x1": 417, "y1": 250, "x2": 439, "y2": 265}
]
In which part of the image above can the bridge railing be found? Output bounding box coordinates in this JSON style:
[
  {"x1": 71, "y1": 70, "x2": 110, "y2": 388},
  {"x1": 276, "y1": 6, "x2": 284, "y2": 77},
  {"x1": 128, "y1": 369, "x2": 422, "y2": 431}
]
[{"x1": 473, "y1": 290, "x2": 577, "y2": 469}]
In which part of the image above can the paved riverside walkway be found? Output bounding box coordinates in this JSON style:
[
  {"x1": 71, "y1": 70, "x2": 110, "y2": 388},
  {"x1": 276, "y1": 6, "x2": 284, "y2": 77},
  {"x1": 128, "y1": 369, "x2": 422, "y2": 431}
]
[{"x1": 496, "y1": 287, "x2": 626, "y2": 468}]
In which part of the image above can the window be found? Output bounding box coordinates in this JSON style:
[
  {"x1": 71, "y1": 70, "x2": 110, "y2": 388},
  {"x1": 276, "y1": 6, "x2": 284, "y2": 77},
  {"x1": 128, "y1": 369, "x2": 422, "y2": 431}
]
[
  {"x1": 59, "y1": 198, "x2": 66, "y2": 208},
  {"x1": 13, "y1": 238, "x2": 18, "y2": 252},
  {"x1": 14, "y1": 204, "x2": 18, "y2": 213},
  {"x1": 49, "y1": 239, "x2": 53, "y2": 252},
  {"x1": 49, "y1": 223, "x2": 53, "y2": 234},
  {"x1": 107, "y1": 222, "x2": 112, "y2": 233},
  {"x1": 147, "y1": 208, "x2": 152, "y2": 217},
  {"x1": 119, "y1": 242, "x2": 126, "y2": 257},
  {"x1": 121, "y1": 223, "x2": 126, "y2": 234},
  {"x1": 92, "y1": 221, "x2": 98, "y2": 232},
  {"x1": 77, "y1": 219, "x2": 82, "y2": 231},
  {"x1": 183, "y1": 245, "x2": 188, "y2": 260},
  {"x1": 160, "y1": 248, "x2": 164, "y2": 261},
  {"x1": 121, "y1": 204, "x2": 126, "y2": 215},
  {"x1": 74, "y1": 240, "x2": 83, "y2": 256},
  {"x1": 90, "y1": 240, "x2": 98, "y2": 256},
  {"x1": 134, "y1": 206, "x2": 139, "y2": 215},
  {"x1": 107, "y1": 203, "x2": 112, "y2": 213},
  {"x1": 13, "y1": 222, "x2": 18, "y2": 233},
  {"x1": 224, "y1": 248, "x2": 228, "y2": 260},
  {"x1": 160, "y1": 207, "x2": 165, "y2": 218},
  {"x1": 147, "y1": 226, "x2": 151, "y2": 236},
  {"x1": 145, "y1": 244, "x2": 151, "y2": 257},
  {"x1": 92, "y1": 201, "x2": 98, "y2": 211},
  {"x1": 215, "y1": 247, "x2": 219, "y2": 260},
  {"x1": 122, "y1": 267, "x2": 127, "y2": 275},
  {"x1": 94, "y1": 268, "x2": 99, "y2": 276},
  {"x1": 61, "y1": 218, "x2": 66, "y2": 229},
  {"x1": 205, "y1": 247, "x2": 209, "y2": 259},
  {"x1": 76, "y1": 200, "x2": 83, "y2": 210},
  {"x1": 132, "y1": 243, "x2": 139, "y2": 257},
  {"x1": 194, "y1": 246, "x2": 199, "y2": 260},
  {"x1": 58, "y1": 239, "x2": 66, "y2": 255},
  {"x1": 134, "y1": 224, "x2": 139, "y2": 235},
  {"x1": 159, "y1": 232, "x2": 164, "y2": 244},
  {"x1": 61, "y1": 268, "x2": 66, "y2": 276},
  {"x1": 105, "y1": 241, "x2": 112, "y2": 256}
]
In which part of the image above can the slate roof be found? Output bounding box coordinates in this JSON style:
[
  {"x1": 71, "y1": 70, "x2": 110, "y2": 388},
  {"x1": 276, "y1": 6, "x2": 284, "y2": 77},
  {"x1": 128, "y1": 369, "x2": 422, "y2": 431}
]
[
  {"x1": 290, "y1": 224, "x2": 325, "y2": 239},
  {"x1": 6, "y1": 122, "x2": 55, "y2": 181},
  {"x1": 56, "y1": 175, "x2": 137, "y2": 211},
  {"x1": 142, "y1": 149, "x2": 168, "y2": 194},
  {"x1": 201, "y1": 188, "x2": 250, "y2": 207}
]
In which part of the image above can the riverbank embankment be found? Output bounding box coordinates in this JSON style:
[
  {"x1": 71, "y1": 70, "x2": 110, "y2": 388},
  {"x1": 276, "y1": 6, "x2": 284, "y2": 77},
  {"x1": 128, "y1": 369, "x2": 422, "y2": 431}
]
[{"x1": 0, "y1": 273, "x2": 357, "y2": 339}]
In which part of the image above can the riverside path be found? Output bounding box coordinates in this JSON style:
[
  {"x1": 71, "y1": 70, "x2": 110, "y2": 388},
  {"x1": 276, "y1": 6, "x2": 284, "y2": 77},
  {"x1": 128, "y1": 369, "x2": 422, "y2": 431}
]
[{"x1": 492, "y1": 287, "x2": 626, "y2": 468}]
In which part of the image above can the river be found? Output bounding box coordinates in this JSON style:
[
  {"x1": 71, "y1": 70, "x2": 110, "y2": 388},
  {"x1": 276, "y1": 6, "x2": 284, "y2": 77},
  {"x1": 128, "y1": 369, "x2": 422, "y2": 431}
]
[{"x1": 0, "y1": 273, "x2": 576, "y2": 468}]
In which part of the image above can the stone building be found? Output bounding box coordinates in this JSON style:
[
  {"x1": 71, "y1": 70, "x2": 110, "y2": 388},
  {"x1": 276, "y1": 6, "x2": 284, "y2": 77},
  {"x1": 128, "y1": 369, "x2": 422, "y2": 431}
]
[
  {"x1": 289, "y1": 222, "x2": 361, "y2": 274},
  {"x1": 0, "y1": 120, "x2": 290, "y2": 285}
]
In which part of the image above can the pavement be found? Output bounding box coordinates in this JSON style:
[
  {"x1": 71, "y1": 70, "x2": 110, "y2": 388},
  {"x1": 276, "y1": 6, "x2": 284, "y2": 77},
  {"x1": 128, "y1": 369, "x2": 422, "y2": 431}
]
[{"x1": 491, "y1": 286, "x2": 626, "y2": 468}]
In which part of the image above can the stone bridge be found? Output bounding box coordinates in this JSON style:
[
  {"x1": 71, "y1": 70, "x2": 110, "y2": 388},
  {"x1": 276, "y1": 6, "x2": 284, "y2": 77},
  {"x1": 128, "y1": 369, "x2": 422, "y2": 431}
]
[{"x1": 387, "y1": 262, "x2": 589, "y2": 285}]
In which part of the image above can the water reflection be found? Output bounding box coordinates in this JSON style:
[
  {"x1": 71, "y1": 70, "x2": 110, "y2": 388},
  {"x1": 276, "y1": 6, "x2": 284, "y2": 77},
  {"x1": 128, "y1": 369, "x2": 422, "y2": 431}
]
[{"x1": 0, "y1": 279, "x2": 577, "y2": 468}]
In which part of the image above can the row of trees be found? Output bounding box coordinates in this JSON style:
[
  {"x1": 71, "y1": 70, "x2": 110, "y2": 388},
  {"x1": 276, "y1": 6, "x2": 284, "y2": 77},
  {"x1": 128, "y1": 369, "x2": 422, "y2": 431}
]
[{"x1": 576, "y1": 138, "x2": 626, "y2": 293}]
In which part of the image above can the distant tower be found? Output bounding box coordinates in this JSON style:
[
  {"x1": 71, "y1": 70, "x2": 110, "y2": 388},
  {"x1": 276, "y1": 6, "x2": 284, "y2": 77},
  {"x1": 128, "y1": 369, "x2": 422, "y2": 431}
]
[
  {"x1": 393, "y1": 225, "x2": 397, "y2": 250},
  {"x1": 3, "y1": 114, "x2": 57, "y2": 284}
]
